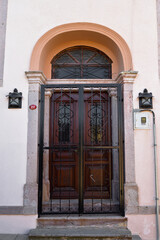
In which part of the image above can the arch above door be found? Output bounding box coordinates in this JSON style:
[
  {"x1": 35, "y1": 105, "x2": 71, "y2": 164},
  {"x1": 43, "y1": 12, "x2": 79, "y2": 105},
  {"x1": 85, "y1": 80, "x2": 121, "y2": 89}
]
[{"x1": 30, "y1": 22, "x2": 133, "y2": 79}]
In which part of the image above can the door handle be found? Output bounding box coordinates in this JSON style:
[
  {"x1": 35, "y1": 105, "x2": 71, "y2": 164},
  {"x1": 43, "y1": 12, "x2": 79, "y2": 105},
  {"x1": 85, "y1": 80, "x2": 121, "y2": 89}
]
[{"x1": 90, "y1": 174, "x2": 96, "y2": 183}]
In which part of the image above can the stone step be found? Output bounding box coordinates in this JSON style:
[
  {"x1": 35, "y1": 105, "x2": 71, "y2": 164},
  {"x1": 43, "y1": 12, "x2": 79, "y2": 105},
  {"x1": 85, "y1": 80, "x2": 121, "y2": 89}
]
[
  {"x1": 29, "y1": 226, "x2": 132, "y2": 240},
  {"x1": 0, "y1": 232, "x2": 142, "y2": 240},
  {"x1": 37, "y1": 216, "x2": 127, "y2": 228}
]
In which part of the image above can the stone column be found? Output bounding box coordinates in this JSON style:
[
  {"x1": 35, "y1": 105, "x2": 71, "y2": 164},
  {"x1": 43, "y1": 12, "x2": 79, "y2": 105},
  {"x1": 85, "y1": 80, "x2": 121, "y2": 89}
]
[
  {"x1": 43, "y1": 90, "x2": 52, "y2": 202},
  {"x1": 24, "y1": 71, "x2": 46, "y2": 214},
  {"x1": 116, "y1": 71, "x2": 139, "y2": 214},
  {"x1": 109, "y1": 89, "x2": 119, "y2": 202}
]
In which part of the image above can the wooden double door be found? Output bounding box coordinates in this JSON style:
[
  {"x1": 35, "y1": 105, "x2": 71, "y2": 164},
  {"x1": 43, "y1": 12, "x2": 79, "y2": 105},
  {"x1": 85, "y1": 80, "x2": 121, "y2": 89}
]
[{"x1": 49, "y1": 87, "x2": 112, "y2": 204}]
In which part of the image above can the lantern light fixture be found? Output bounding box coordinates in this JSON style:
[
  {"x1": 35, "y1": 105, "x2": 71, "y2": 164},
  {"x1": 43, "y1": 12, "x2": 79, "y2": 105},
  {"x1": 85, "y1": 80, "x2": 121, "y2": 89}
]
[
  {"x1": 7, "y1": 88, "x2": 22, "y2": 109},
  {"x1": 138, "y1": 88, "x2": 153, "y2": 109}
]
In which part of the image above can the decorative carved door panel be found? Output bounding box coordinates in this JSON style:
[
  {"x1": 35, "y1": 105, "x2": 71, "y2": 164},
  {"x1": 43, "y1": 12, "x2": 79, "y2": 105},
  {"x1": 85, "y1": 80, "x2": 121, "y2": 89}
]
[
  {"x1": 50, "y1": 91, "x2": 79, "y2": 199},
  {"x1": 39, "y1": 84, "x2": 124, "y2": 215},
  {"x1": 83, "y1": 91, "x2": 111, "y2": 199},
  {"x1": 50, "y1": 90, "x2": 111, "y2": 201}
]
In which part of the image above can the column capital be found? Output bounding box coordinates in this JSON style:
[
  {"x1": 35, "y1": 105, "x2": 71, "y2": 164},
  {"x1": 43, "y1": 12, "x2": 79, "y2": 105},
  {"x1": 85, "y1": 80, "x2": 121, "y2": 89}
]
[
  {"x1": 116, "y1": 71, "x2": 138, "y2": 84},
  {"x1": 108, "y1": 88, "x2": 117, "y2": 97},
  {"x1": 45, "y1": 90, "x2": 52, "y2": 98},
  {"x1": 25, "y1": 71, "x2": 47, "y2": 85}
]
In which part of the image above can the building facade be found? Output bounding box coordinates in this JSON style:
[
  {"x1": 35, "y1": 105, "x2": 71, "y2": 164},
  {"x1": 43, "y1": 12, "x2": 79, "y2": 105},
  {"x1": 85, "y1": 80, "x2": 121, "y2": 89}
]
[{"x1": 0, "y1": 0, "x2": 160, "y2": 239}]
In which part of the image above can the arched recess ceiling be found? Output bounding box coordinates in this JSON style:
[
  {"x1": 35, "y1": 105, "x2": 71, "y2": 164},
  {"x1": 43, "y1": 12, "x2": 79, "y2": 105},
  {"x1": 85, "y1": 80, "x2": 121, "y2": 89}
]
[{"x1": 30, "y1": 23, "x2": 133, "y2": 79}]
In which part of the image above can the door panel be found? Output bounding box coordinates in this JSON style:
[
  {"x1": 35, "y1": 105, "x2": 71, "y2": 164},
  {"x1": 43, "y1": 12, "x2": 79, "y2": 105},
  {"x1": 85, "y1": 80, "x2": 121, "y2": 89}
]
[
  {"x1": 39, "y1": 85, "x2": 123, "y2": 214},
  {"x1": 50, "y1": 91, "x2": 79, "y2": 199},
  {"x1": 50, "y1": 90, "x2": 111, "y2": 199},
  {"x1": 83, "y1": 91, "x2": 111, "y2": 199},
  {"x1": 84, "y1": 150, "x2": 110, "y2": 199}
]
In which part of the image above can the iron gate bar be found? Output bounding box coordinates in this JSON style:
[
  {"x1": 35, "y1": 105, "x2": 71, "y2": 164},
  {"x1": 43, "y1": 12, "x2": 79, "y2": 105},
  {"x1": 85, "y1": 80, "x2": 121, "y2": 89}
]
[
  {"x1": 53, "y1": 63, "x2": 111, "y2": 66},
  {"x1": 43, "y1": 146, "x2": 78, "y2": 149},
  {"x1": 100, "y1": 87, "x2": 103, "y2": 211},
  {"x1": 38, "y1": 84, "x2": 124, "y2": 216},
  {"x1": 69, "y1": 88, "x2": 71, "y2": 212},
  {"x1": 43, "y1": 146, "x2": 119, "y2": 149},
  {"x1": 38, "y1": 85, "x2": 45, "y2": 217},
  {"x1": 83, "y1": 146, "x2": 119, "y2": 149},
  {"x1": 50, "y1": 89, "x2": 54, "y2": 212},
  {"x1": 59, "y1": 88, "x2": 63, "y2": 212},
  {"x1": 79, "y1": 85, "x2": 84, "y2": 214},
  {"x1": 117, "y1": 84, "x2": 124, "y2": 216},
  {"x1": 91, "y1": 87, "x2": 94, "y2": 212}
]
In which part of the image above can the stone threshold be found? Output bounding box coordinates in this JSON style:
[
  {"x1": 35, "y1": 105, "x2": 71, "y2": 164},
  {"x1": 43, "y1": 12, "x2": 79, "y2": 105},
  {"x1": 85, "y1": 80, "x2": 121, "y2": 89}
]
[{"x1": 37, "y1": 215, "x2": 127, "y2": 228}]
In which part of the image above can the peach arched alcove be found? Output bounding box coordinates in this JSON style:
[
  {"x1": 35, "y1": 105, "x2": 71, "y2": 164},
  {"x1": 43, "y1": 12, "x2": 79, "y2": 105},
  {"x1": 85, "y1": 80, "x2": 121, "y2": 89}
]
[{"x1": 30, "y1": 22, "x2": 133, "y2": 79}]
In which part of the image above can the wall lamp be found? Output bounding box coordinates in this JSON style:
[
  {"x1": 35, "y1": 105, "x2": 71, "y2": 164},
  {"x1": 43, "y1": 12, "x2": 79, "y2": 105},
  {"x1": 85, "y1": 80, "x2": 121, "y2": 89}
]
[
  {"x1": 139, "y1": 88, "x2": 153, "y2": 109},
  {"x1": 7, "y1": 88, "x2": 22, "y2": 108}
]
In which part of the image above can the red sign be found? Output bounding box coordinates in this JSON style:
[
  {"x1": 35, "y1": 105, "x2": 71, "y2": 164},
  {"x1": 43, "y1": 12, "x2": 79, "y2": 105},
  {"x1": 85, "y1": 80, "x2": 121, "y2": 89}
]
[{"x1": 29, "y1": 104, "x2": 37, "y2": 110}]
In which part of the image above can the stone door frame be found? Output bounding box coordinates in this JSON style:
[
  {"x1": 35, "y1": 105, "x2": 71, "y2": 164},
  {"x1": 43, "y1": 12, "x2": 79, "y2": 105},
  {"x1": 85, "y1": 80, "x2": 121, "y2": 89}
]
[{"x1": 24, "y1": 70, "x2": 138, "y2": 215}]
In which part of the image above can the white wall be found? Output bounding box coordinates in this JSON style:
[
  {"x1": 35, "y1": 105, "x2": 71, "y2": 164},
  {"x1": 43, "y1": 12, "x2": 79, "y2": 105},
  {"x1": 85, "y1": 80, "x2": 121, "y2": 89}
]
[{"x1": 0, "y1": 215, "x2": 37, "y2": 234}]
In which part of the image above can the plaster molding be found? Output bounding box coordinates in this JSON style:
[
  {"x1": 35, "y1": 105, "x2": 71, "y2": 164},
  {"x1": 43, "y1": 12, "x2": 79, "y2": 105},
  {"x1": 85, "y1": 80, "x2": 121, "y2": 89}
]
[
  {"x1": 0, "y1": 206, "x2": 37, "y2": 215},
  {"x1": 46, "y1": 79, "x2": 116, "y2": 84},
  {"x1": 25, "y1": 71, "x2": 47, "y2": 85},
  {"x1": 126, "y1": 205, "x2": 159, "y2": 215},
  {"x1": 30, "y1": 22, "x2": 133, "y2": 74},
  {"x1": 116, "y1": 71, "x2": 138, "y2": 84}
]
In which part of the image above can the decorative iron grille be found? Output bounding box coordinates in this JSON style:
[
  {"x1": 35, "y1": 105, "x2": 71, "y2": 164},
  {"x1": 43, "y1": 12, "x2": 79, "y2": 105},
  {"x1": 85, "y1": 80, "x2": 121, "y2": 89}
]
[
  {"x1": 38, "y1": 84, "x2": 124, "y2": 215},
  {"x1": 51, "y1": 46, "x2": 112, "y2": 79}
]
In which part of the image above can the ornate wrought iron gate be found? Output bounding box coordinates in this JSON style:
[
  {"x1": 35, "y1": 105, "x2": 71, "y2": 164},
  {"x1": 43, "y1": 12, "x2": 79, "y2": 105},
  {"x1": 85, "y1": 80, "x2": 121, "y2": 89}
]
[{"x1": 38, "y1": 84, "x2": 124, "y2": 215}]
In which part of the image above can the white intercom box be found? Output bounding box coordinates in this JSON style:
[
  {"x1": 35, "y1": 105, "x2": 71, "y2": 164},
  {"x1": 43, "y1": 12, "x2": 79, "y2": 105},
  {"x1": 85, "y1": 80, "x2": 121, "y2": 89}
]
[{"x1": 134, "y1": 111, "x2": 151, "y2": 129}]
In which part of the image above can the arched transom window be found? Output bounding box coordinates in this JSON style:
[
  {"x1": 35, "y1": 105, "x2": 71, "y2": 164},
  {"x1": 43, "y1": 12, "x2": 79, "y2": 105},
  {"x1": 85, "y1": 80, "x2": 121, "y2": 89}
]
[{"x1": 51, "y1": 46, "x2": 112, "y2": 79}]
